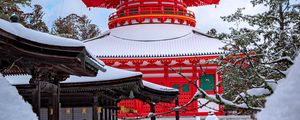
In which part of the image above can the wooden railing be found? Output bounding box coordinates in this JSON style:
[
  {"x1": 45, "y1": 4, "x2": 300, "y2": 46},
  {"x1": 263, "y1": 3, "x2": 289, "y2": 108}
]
[{"x1": 109, "y1": 7, "x2": 195, "y2": 21}]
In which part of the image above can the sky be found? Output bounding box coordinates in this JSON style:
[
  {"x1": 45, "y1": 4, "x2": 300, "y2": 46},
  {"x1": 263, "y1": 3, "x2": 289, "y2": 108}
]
[{"x1": 25, "y1": 0, "x2": 298, "y2": 33}]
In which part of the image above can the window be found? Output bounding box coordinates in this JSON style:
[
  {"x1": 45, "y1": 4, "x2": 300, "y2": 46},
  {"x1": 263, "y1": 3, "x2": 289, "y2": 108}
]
[
  {"x1": 129, "y1": 8, "x2": 138, "y2": 15},
  {"x1": 172, "y1": 84, "x2": 179, "y2": 90},
  {"x1": 177, "y1": 10, "x2": 183, "y2": 15},
  {"x1": 164, "y1": 7, "x2": 173, "y2": 14},
  {"x1": 200, "y1": 74, "x2": 215, "y2": 90},
  {"x1": 182, "y1": 84, "x2": 189, "y2": 92}
]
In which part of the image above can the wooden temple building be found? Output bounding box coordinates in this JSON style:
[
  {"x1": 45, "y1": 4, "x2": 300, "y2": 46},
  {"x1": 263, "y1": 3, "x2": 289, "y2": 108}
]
[
  {"x1": 0, "y1": 18, "x2": 179, "y2": 120},
  {"x1": 82, "y1": 0, "x2": 225, "y2": 118}
]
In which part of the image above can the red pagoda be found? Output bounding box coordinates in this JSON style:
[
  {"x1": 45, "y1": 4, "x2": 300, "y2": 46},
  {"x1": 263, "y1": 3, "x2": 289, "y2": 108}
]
[{"x1": 82, "y1": 0, "x2": 225, "y2": 118}]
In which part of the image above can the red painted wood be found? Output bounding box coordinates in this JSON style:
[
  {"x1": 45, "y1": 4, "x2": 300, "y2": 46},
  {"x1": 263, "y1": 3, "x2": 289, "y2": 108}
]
[
  {"x1": 100, "y1": 57, "x2": 224, "y2": 118},
  {"x1": 82, "y1": 0, "x2": 222, "y2": 117}
]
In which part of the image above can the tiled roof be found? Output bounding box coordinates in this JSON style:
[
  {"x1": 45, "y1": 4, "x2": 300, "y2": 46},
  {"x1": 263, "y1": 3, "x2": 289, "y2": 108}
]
[{"x1": 85, "y1": 24, "x2": 226, "y2": 58}]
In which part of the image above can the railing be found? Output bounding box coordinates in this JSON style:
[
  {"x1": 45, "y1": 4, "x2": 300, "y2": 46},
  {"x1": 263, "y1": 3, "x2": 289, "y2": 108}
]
[{"x1": 108, "y1": 7, "x2": 195, "y2": 21}]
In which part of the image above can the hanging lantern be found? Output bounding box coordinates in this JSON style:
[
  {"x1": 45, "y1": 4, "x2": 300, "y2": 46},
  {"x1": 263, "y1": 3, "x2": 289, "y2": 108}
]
[{"x1": 129, "y1": 90, "x2": 135, "y2": 99}]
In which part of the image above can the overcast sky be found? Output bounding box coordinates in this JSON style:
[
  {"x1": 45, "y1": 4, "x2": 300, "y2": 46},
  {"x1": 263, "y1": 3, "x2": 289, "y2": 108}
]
[{"x1": 26, "y1": 0, "x2": 298, "y2": 33}]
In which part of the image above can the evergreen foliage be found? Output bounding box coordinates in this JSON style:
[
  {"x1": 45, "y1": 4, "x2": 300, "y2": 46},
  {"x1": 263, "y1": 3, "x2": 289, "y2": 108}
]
[
  {"x1": 23, "y1": 5, "x2": 49, "y2": 32},
  {"x1": 0, "y1": 1, "x2": 49, "y2": 32},
  {"x1": 215, "y1": 0, "x2": 300, "y2": 114},
  {"x1": 51, "y1": 14, "x2": 101, "y2": 40},
  {"x1": 0, "y1": 0, "x2": 31, "y2": 23}
]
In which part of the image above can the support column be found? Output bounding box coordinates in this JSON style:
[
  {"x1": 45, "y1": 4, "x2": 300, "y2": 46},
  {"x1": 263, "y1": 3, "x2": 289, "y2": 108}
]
[
  {"x1": 108, "y1": 108, "x2": 112, "y2": 120},
  {"x1": 99, "y1": 106, "x2": 104, "y2": 120},
  {"x1": 175, "y1": 98, "x2": 179, "y2": 120},
  {"x1": 114, "y1": 101, "x2": 118, "y2": 120},
  {"x1": 150, "y1": 103, "x2": 156, "y2": 120},
  {"x1": 48, "y1": 83, "x2": 60, "y2": 120},
  {"x1": 104, "y1": 108, "x2": 108, "y2": 120},
  {"x1": 30, "y1": 67, "x2": 68, "y2": 120},
  {"x1": 32, "y1": 81, "x2": 41, "y2": 119},
  {"x1": 92, "y1": 95, "x2": 99, "y2": 120}
]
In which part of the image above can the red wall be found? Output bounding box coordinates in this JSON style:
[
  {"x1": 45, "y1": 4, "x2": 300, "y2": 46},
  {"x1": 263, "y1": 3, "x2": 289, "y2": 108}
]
[{"x1": 101, "y1": 56, "x2": 224, "y2": 118}]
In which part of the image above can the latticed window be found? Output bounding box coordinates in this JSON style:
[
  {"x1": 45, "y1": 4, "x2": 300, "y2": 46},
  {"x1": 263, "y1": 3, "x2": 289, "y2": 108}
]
[
  {"x1": 164, "y1": 7, "x2": 173, "y2": 14},
  {"x1": 182, "y1": 84, "x2": 189, "y2": 92},
  {"x1": 172, "y1": 84, "x2": 179, "y2": 90},
  {"x1": 200, "y1": 74, "x2": 215, "y2": 90}
]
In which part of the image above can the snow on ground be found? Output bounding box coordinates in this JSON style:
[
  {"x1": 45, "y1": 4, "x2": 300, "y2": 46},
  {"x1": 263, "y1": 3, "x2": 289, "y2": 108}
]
[
  {"x1": 0, "y1": 74, "x2": 38, "y2": 120},
  {"x1": 257, "y1": 54, "x2": 300, "y2": 120}
]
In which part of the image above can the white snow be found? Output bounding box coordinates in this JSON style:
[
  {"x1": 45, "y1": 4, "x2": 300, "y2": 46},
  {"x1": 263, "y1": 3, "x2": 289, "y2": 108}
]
[
  {"x1": 0, "y1": 74, "x2": 38, "y2": 120},
  {"x1": 257, "y1": 53, "x2": 300, "y2": 120},
  {"x1": 84, "y1": 24, "x2": 225, "y2": 57},
  {"x1": 198, "y1": 98, "x2": 220, "y2": 112},
  {"x1": 147, "y1": 112, "x2": 155, "y2": 118},
  {"x1": 265, "y1": 79, "x2": 278, "y2": 91},
  {"x1": 0, "y1": 19, "x2": 84, "y2": 47},
  {"x1": 110, "y1": 24, "x2": 192, "y2": 41},
  {"x1": 142, "y1": 80, "x2": 178, "y2": 92},
  {"x1": 6, "y1": 67, "x2": 180, "y2": 93},
  {"x1": 205, "y1": 114, "x2": 219, "y2": 120},
  {"x1": 6, "y1": 66, "x2": 141, "y2": 85},
  {"x1": 243, "y1": 88, "x2": 271, "y2": 97},
  {"x1": 64, "y1": 65, "x2": 141, "y2": 83}
]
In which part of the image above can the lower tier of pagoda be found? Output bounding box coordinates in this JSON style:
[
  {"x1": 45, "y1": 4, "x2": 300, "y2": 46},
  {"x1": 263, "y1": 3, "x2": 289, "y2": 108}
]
[{"x1": 100, "y1": 55, "x2": 225, "y2": 118}]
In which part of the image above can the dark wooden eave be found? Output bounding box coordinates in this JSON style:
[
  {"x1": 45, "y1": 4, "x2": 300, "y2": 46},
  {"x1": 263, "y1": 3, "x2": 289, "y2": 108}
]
[
  {"x1": 0, "y1": 27, "x2": 103, "y2": 77},
  {"x1": 13, "y1": 74, "x2": 178, "y2": 107}
]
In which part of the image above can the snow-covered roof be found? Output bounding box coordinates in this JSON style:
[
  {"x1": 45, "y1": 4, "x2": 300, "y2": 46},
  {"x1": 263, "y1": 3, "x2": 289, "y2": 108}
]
[
  {"x1": 0, "y1": 19, "x2": 84, "y2": 47},
  {"x1": 62, "y1": 65, "x2": 141, "y2": 83},
  {"x1": 6, "y1": 67, "x2": 179, "y2": 92},
  {"x1": 6, "y1": 66, "x2": 141, "y2": 85},
  {"x1": 84, "y1": 24, "x2": 226, "y2": 58},
  {"x1": 142, "y1": 80, "x2": 178, "y2": 92}
]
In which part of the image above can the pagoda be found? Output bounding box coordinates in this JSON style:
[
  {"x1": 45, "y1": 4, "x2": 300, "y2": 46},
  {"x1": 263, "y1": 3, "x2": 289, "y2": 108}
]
[{"x1": 82, "y1": 0, "x2": 225, "y2": 118}]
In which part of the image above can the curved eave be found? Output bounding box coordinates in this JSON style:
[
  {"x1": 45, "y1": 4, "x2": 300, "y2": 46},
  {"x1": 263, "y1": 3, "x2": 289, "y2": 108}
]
[
  {"x1": 0, "y1": 19, "x2": 105, "y2": 76},
  {"x1": 138, "y1": 81, "x2": 179, "y2": 102},
  {"x1": 82, "y1": 0, "x2": 220, "y2": 8},
  {"x1": 10, "y1": 75, "x2": 178, "y2": 103},
  {"x1": 96, "y1": 51, "x2": 226, "y2": 58}
]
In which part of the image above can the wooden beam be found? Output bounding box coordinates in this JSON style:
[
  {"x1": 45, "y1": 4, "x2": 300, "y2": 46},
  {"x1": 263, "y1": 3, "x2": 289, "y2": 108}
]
[
  {"x1": 47, "y1": 83, "x2": 60, "y2": 120},
  {"x1": 92, "y1": 95, "x2": 99, "y2": 120},
  {"x1": 32, "y1": 82, "x2": 41, "y2": 119}
]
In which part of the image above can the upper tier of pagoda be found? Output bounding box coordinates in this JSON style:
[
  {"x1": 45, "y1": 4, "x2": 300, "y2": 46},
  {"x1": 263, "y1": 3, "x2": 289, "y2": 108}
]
[
  {"x1": 82, "y1": 0, "x2": 220, "y2": 8},
  {"x1": 82, "y1": 0, "x2": 220, "y2": 29}
]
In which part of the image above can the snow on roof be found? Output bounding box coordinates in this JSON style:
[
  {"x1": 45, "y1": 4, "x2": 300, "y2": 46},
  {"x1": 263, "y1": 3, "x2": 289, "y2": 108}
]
[
  {"x1": 0, "y1": 19, "x2": 84, "y2": 47},
  {"x1": 257, "y1": 53, "x2": 300, "y2": 120},
  {"x1": 6, "y1": 66, "x2": 141, "y2": 85},
  {"x1": 62, "y1": 65, "x2": 141, "y2": 83},
  {"x1": 142, "y1": 80, "x2": 178, "y2": 92},
  {"x1": 0, "y1": 75, "x2": 38, "y2": 120},
  {"x1": 84, "y1": 24, "x2": 226, "y2": 58}
]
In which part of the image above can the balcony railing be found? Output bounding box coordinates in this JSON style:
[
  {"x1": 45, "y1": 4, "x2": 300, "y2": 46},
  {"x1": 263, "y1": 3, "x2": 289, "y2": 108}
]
[{"x1": 109, "y1": 7, "x2": 195, "y2": 21}]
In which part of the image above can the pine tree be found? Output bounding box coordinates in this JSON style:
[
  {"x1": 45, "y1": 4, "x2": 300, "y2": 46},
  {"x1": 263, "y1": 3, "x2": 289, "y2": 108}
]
[
  {"x1": 23, "y1": 5, "x2": 49, "y2": 32},
  {"x1": 216, "y1": 0, "x2": 300, "y2": 114},
  {"x1": 0, "y1": 0, "x2": 31, "y2": 22},
  {"x1": 51, "y1": 14, "x2": 101, "y2": 40}
]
